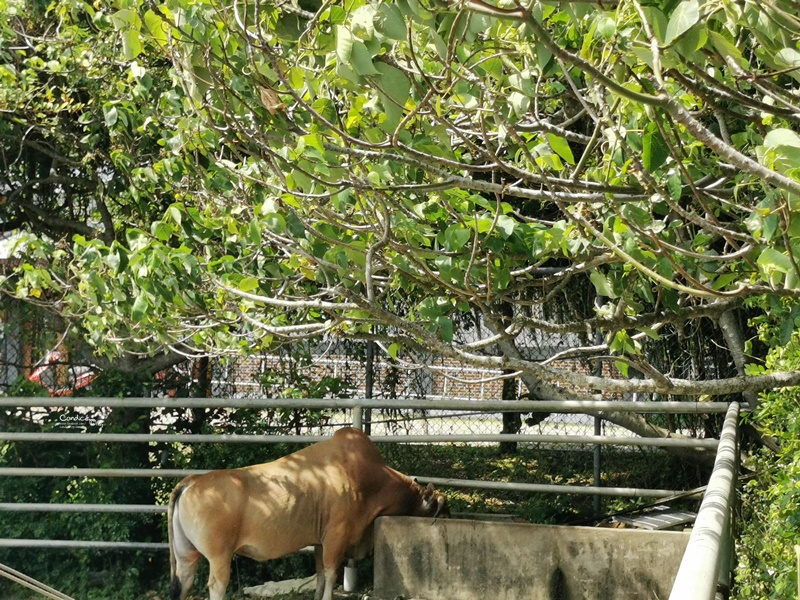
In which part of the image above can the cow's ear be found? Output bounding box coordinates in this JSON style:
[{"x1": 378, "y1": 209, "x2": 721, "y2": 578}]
[{"x1": 423, "y1": 483, "x2": 435, "y2": 499}]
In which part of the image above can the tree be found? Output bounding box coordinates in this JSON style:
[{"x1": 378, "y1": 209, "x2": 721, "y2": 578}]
[{"x1": 4, "y1": 0, "x2": 800, "y2": 445}]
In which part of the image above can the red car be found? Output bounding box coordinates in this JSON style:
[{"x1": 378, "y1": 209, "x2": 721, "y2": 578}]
[{"x1": 27, "y1": 350, "x2": 97, "y2": 396}]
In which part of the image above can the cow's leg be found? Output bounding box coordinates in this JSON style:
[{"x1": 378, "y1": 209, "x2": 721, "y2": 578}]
[
  {"x1": 313, "y1": 545, "x2": 325, "y2": 600},
  {"x1": 172, "y1": 550, "x2": 200, "y2": 600},
  {"x1": 319, "y1": 542, "x2": 346, "y2": 600},
  {"x1": 207, "y1": 555, "x2": 232, "y2": 600}
]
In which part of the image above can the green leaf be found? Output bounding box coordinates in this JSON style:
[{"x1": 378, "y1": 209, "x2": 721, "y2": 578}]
[
  {"x1": 110, "y1": 8, "x2": 141, "y2": 30},
  {"x1": 418, "y1": 296, "x2": 448, "y2": 319},
  {"x1": 436, "y1": 315, "x2": 454, "y2": 343},
  {"x1": 590, "y1": 270, "x2": 618, "y2": 298},
  {"x1": 640, "y1": 6, "x2": 667, "y2": 43},
  {"x1": 375, "y1": 62, "x2": 410, "y2": 132},
  {"x1": 103, "y1": 105, "x2": 118, "y2": 127},
  {"x1": 108, "y1": 245, "x2": 129, "y2": 275},
  {"x1": 664, "y1": 0, "x2": 699, "y2": 45},
  {"x1": 763, "y1": 128, "x2": 800, "y2": 150},
  {"x1": 496, "y1": 215, "x2": 517, "y2": 237},
  {"x1": 595, "y1": 14, "x2": 616, "y2": 39},
  {"x1": 131, "y1": 293, "x2": 149, "y2": 323},
  {"x1": 712, "y1": 272, "x2": 739, "y2": 291},
  {"x1": 774, "y1": 48, "x2": 800, "y2": 83},
  {"x1": 151, "y1": 221, "x2": 172, "y2": 241},
  {"x1": 311, "y1": 98, "x2": 338, "y2": 123},
  {"x1": 759, "y1": 128, "x2": 800, "y2": 173},
  {"x1": 239, "y1": 277, "x2": 261, "y2": 292},
  {"x1": 707, "y1": 31, "x2": 748, "y2": 70},
  {"x1": 265, "y1": 213, "x2": 286, "y2": 232},
  {"x1": 336, "y1": 25, "x2": 354, "y2": 64},
  {"x1": 374, "y1": 3, "x2": 407, "y2": 40},
  {"x1": 546, "y1": 133, "x2": 575, "y2": 165},
  {"x1": 610, "y1": 330, "x2": 639, "y2": 355},
  {"x1": 642, "y1": 122, "x2": 670, "y2": 172},
  {"x1": 757, "y1": 248, "x2": 793, "y2": 272},
  {"x1": 167, "y1": 204, "x2": 184, "y2": 228},
  {"x1": 762, "y1": 212, "x2": 779, "y2": 242},
  {"x1": 615, "y1": 360, "x2": 630, "y2": 377},
  {"x1": 351, "y1": 5, "x2": 377, "y2": 39},
  {"x1": 350, "y1": 40, "x2": 380, "y2": 76},
  {"x1": 667, "y1": 173, "x2": 682, "y2": 200},
  {"x1": 143, "y1": 9, "x2": 168, "y2": 48},
  {"x1": 779, "y1": 316, "x2": 796, "y2": 345},
  {"x1": 327, "y1": 6, "x2": 347, "y2": 24},
  {"x1": 121, "y1": 30, "x2": 143, "y2": 60},
  {"x1": 442, "y1": 225, "x2": 471, "y2": 251},
  {"x1": 508, "y1": 91, "x2": 530, "y2": 117}
]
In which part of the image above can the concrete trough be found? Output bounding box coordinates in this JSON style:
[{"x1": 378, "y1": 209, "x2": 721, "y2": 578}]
[{"x1": 374, "y1": 516, "x2": 690, "y2": 600}]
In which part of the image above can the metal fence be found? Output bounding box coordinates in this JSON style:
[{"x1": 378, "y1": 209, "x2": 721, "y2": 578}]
[
  {"x1": 0, "y1": 396, "x2": 732, "y2": 539},
  {"x1": 0, "y1": 396, "x2": 740, "y2": 600}
]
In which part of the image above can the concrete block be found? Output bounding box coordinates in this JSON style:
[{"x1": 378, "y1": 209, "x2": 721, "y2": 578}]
[{"x1": 374, "y1": 516, "x2": 690, "y2": 600}]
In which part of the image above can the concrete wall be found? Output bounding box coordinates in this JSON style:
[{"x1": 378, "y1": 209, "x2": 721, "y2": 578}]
[{"x1": 373, "y1": 516, "x2": 690, "y2": 600}]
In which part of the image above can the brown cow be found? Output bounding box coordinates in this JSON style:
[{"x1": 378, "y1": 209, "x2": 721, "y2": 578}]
[{"x1": 167, "y1": 427, "x2": 449, "y2": 600}]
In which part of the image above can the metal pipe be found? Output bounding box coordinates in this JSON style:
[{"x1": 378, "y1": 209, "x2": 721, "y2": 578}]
[
  {"x1": 0, "y1": 468, "x2": 206, "y2": 478},
  {"x1": 0, "y1": 397, "x2": 737, "y2": 413},
  {"x1": 593, "y1": 416, "x2": 602, "y2": 515},
  {"x1": 0, "y1": 561, "x2": 76, "y2": 600},
  {"x1": 0, "y1": 431, "x2": 719, "y2": 448},
  {"x1": 592, "y1": 326, "x2": 604, "y2": 516},
  {"x1": 0, "y1": 539, "x2": 303, "y2": 554},
  {"x1": 0, "y1": 503, "x2": 166, "y2": 513},
  {"x1": 364, "y1": 339, "x2": 375, "y2": 436},
  {"x1": 669, "y1": 402, "x2": 739, "y2": 600},
  {"x1": 416, "y1": 476, "x2": 683, "y2": 498},
  {"x1": 0, "y1": 539, "x2": 168, "y2": 550},
  {"x1": 0, "y1": 468, "x2": 684, "y2": 497},
  {"x1": 351, "y1": 407, "x2": 363, "y2": 430}
]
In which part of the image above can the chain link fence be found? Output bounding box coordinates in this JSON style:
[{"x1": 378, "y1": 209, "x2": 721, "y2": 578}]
[
  {"x1": 0, "y1": 297, "x2": 731, "y2": 439},
  {"x1": 206, "y1": 344, "x2": 598, "y2": 439}
]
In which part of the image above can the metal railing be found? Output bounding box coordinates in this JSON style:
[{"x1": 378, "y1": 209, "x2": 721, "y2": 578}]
[
  {"x1": 0, "y1": 394, "x2": 739, "y2": 598},
  {"x1": 669, "y1": 401, "x2": 740, "y2": 600}
]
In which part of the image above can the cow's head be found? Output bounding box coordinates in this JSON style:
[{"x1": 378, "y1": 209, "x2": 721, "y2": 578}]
[{"x1": 420, "y1": 482, "x2": 450, "y2": 520}]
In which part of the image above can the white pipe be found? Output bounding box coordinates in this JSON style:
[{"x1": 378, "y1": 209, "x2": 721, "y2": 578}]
[
  {"x1": 0, "y1": 539, "x2": 168, "y2": 550},
  {"x1": 0, "y1": 561, "x2": 76, "y2": 600},
  {"x1": 352, "y1": 406, "x2": 363, "y2": 430},
  {"x1": 0, "y1": 396, "x2": 737, "y2": 413},
  {"x1": 0, "y1": 468, "x2": 206, "y2": 478},
  {"x1": 417, "y1": 476, "x2": 682, "y2": 498},
  {"x1": 0, "y1": 468, "x2": 684, "y2": 497},
  {"x1": 0, "y1": 503, "x2": 166, "y2": 513},
  {"x1": 0, "y1": 431, "x2": 719, "y2": 448},
  {"x1": 0, "y1": 539, "x2": 316, "y2": 553},
  {"x1": 343, "y1": 560, "x2": 358, "y2": 592},
  {"x1": 669, "y1": 402, "x2": 739, "y2": 600}
]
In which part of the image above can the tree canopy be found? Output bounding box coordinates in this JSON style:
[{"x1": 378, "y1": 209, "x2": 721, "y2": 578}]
[{"x1": 3, "y1": 0, "x2": 800, "y2": 424}]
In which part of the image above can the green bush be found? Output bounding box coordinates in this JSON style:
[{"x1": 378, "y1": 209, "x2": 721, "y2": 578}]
[{"x1": 734, "y1": 331, "x2": 800, "y2": 599}]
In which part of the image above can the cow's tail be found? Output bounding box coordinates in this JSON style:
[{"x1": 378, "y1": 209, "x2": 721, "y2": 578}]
[{"x1": 168, "y1": 482, "x2": 189, "y2": 600}]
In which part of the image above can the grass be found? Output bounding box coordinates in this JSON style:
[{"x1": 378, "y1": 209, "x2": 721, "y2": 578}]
[{"x1": 380, "y1": 442, "x2": 709, "y2": 523}]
